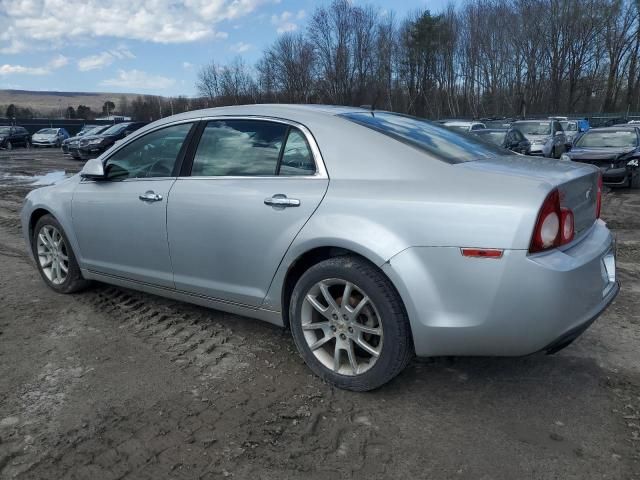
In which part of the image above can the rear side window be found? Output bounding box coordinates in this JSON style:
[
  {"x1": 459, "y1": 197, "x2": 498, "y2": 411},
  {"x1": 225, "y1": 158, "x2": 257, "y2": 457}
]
[
  {"x1": 340, "y1": 112, "x2": 511, "y2": 163},
  {"x1": 191, "y1": 120, "x2": 316, "y2": 177},
  {"x1": 279, "y1": 129, "x2": 316, "y2": 176}
]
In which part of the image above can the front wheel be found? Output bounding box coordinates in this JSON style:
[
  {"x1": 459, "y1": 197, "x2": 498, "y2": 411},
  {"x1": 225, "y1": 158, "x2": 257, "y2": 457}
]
[
  {"x1": 290, "y1": 256, "x2": 413, "y2": 391},
  {"x1": 32, "y1": 214, "x2": 90, "y2": 293},
  {"x1": 631, "y1": 172, "x2": 640, "y2": 189}
]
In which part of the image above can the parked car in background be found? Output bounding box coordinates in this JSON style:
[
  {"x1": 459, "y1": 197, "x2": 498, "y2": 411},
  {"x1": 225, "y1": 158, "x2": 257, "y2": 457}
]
[
  {"x1": 21, "y1": 105, "x2": 617, "y2": 391},
  {"x1": 472, "y1": 128, "x2": 531, "y2": 154},
  {"x1": 512, "y1": 120, "x2": 567, "y2": 158},
  {"x1": 562, "y1": 126, "x2": 640, "y2": 188},
  {"x1": 443, "y1": 120, "x2": 486, "y2": 132},
  {"x1": 0, "y1": 126, "x2": 31, "y2": 150},
  {"x1": 559, "y1": 119, "x2": 590, "y2": 146},
  {"x1": 628, "y1": 120, "x2": 640, "y2": 125},
  {"x1": 63, "y1": 125, "x2": 110, "y2": 155},
  {"x1": 76, "y1": 122, "x2": 146, "y2": 160},
  {"x1": 31, "y1": 128, "x2": 70, "y2": 148}
]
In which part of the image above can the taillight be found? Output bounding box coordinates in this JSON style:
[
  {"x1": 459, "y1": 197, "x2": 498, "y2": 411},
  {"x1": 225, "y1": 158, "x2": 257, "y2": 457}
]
[
  {"x1": 530, "y1": 189, "x2": 575, "y2": 253},
  {"x1": 595, "y1": 172, "x2": 602, "y2": 218}
]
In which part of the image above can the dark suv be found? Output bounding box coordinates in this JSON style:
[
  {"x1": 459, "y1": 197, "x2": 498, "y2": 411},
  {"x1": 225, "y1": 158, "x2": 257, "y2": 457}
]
[
  {"x1": 0, "y1": 126, "x2": 31, "y2": 150},
  {"x1": 77, "y1": 122, "x2": 146, "y2": 160}
]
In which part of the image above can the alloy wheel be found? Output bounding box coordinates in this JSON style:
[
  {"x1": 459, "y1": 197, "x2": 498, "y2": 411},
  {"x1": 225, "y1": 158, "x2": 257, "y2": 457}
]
[
  {"x1": 36, "y1": 225, "x2": 69, "y2": 285},
  {"x1": 301, "y1": 278, "x2": 383, "y2": 376}
]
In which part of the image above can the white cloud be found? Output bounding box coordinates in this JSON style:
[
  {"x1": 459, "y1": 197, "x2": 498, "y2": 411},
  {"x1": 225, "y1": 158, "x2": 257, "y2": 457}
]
[
  {"x1": 77, "y1": 46, "x2": 136, "y2": 71},
  {"x1": 0, "y1": 55, "x2": 69, "y2": 76},
  {"x1": 230, "y1": 42, "x2": 252, "y2": 53},
  {"x1": 183, "y1": 62, "x2": 194, "y2": 70},
  {"x1": 0, "y1": 0, "x2": 271, "y2": 53},
  {"x1": 100, "y1": 69, "x2": 175, "y2": 90},
  {"x1": 271, "y1": 10, "x2": 305, "y2": 34}
]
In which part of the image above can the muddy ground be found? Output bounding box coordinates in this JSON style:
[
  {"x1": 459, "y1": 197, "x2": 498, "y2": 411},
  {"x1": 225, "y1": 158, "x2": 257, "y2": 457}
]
[{"x1": 0, "y1": 148, "x2": 639, "y2": 480}]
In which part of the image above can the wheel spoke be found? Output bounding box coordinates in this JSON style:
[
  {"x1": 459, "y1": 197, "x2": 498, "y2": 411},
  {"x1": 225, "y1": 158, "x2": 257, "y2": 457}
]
[
  {"x1": 59, "y1": 252, "x2": 69, "y2": 262},
  {"x1": 43, "y1": 229, "x2": 55, "y2": 247},
  {"x1": 353, "y1": 323, "x2": 382, "y2": 336},
  {"x1": 355, "y1": 337, "x2": 380, "y2": 357},
  {"x1": 319, "y1": 282, "x2": 340, "y2": 312},
  {"x1": 341, "y1": 282, "x2": 353, "y2": 309},
  {"x1": 38, "y1": 233, "x2": 51, "y2": 249},
  {"x1": 305, "y1": 294, "x2": 333, "y2": 320},
  {"x1": 310, "y1": 334, "x2": 333, "y2": 351},
  {"x1": 351, "y1": 296, "x2": 370, "y2": 317},
  {"x1": 333, "y1": 346, "x2": 342, "y2": 371},
  {"x1": 346, "y1": 340, "x2": 358, "y2": 374},
  {"x1": 40, "y1": 257, "x2": 52, "y2": 268},
  {"x1": 302, "y1": 321, "x2": 330, "y2": 331},
  {"x1": 59, "y1": 261, "x2": 68, "y2": 274}
]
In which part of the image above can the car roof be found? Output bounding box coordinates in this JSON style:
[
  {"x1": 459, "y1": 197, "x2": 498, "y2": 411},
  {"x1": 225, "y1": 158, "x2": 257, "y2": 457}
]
[
  {"x1": 443, "y1": 120, "x2": 480, "y2": 126},
  {"x1": 475, "y1": 128, "x2": 508, "y2": 133}
]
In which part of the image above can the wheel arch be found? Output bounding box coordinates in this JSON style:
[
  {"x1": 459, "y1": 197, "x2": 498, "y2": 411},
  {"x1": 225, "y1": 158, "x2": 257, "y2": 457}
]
[
  {"x1": 28, "y1": 208, "x2": 54, "y2": 249},
  {"x1": 279, "y1": 245, "x2": 410, "y2": 334}
]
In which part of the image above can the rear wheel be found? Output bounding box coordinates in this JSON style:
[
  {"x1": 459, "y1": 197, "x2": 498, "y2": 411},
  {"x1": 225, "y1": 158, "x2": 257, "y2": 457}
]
[
  {"x1": 32, "y1": 214, "x2": 90, "y2": 293},
  {"x1": 290, "y1": 255, "x2": 413, "y2": 391}
]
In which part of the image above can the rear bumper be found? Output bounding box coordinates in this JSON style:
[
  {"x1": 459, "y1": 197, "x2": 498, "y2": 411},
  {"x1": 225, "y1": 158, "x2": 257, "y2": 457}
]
[
  {"x1": 32, "y1": 140, "x2": 59, "y2": 146},
  {"x1": 382, "y1": 220, "x2": 617, "y2": 357}
]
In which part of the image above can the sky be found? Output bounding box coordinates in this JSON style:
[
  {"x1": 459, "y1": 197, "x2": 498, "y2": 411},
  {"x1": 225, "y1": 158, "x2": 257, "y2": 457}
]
[{"x1": 0, "y1": 0, "x2": 451, "y2": 97}]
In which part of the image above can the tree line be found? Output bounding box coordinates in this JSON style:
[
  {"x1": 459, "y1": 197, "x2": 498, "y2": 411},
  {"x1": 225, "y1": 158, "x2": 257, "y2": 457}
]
[{"x1": 197, "y1": 0, "x2": 640, "y2": 119}]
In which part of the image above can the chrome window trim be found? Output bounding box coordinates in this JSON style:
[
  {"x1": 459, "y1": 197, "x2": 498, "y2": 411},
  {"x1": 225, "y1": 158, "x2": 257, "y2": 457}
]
[{"x1": 191, "y1": 115, "x2": 329, "y2": 180}]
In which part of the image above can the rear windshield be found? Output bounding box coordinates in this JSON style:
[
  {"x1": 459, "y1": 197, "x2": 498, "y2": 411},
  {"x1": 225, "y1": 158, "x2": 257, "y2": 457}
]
[
  {"x1": 514, "y1": 121, "x2": 551, "y2": 135},
  {"x1": 340, "y1": 112, "x2": 510, "y2": 163},
  {"x1": 576, "y1": 130, "x2": 638, "y2": 148}
]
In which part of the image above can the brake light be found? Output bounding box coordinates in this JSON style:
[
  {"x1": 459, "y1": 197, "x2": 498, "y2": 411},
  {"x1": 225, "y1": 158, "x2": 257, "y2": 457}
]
[
  {"x1": 530, "y1": 189, "x2": 575, "y2": 253},
  {"x1": 595, "y1": 172, "x2": 602, "y2": 218},
  {"x1": 560, "y1": 208, "x2": 574, "y2": 243}
]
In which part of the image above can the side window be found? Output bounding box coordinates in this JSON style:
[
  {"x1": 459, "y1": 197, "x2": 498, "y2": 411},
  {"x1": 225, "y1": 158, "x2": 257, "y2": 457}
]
[
  {"x1": 104, "y1": 123, "x2": 192, "y2": 180},
  {"x1": 554, "y1": 122, "x2": 562, "y2": 133},
  {"x1": 191, "y1": 120, "x2": 288, "y2": 176},
  {"x1": 279, "y1": 128, "x2": 316, "y2": 176}
]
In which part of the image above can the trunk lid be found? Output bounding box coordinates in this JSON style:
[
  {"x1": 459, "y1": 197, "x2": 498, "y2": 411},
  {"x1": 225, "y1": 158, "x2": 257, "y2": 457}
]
[{"x1": 460, "y1": 155, "x2": 599, "y2": 237}]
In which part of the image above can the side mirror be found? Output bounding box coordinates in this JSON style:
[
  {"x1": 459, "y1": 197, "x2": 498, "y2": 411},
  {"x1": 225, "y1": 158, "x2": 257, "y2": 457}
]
[{"x1": 80, "y1": 158, "x2": 106, "y2": 180}]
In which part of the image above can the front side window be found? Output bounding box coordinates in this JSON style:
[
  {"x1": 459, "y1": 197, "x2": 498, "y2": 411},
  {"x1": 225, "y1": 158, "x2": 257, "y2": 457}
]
[{"x1": 104, "y1": 123, "x2": 192, "y2": 180}]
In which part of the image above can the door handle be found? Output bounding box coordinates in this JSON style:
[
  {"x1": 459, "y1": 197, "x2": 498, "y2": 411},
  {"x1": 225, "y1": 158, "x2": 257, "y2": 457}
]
[
  {"x1": 264, "y1": 194, "x2": 300, "y2": 208},
  {"x1": 139, "y1": 191, "x2": 163, "y2": 202}
]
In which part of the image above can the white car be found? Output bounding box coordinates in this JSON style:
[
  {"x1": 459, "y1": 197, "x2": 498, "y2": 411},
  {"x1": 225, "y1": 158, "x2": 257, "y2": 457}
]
[
  {"x1": 31, "y1": 128, "x2": 70, "y2": 148},
  {"x1": 442, "y1": 121, "x2": 486, "y2": 133}
]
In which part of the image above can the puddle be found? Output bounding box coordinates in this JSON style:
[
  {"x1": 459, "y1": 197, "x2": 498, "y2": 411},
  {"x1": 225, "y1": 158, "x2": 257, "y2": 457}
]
[{"x1": 0, "y1": 170, "x2": 69, "y2": 186}]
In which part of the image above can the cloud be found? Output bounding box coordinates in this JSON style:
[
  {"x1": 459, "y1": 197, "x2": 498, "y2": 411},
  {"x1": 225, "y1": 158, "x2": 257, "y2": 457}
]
[
  {"x1": 183, "y1": 62, "x2": 194, "y2": 70},
  {"x1": 230, "y1": 42, "x2": 252, "y2": 53},
  {"x1": 271, "y1": 10, "x2": 305, "y2": 34},
  {"x1": 77, "y1": 46, "x2": 136, "y2": 71},
  {"x1": 0, "y1": 55, "x2": 70, "y2": 76},
  {"x1": 100, "y1": 69, "x2": 175, "y2": 90},
  {"x1": 0, "y1": 0, "x2": 270, "y2": 53}
]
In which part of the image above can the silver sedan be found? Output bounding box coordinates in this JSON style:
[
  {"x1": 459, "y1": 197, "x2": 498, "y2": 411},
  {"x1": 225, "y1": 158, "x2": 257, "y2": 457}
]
[{"x1": 21, "y1": 105, "x2": 619, "y2": 391}]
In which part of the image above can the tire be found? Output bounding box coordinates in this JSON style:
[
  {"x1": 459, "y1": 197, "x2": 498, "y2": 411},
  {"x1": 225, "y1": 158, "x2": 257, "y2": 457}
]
[
  {"x1": 32, "y1": 214, "x2": 90, "y2": 294},
  {"x1": 551, "y1": 146, "x2": 557, "y2": 159},
  {"x1": 631, "y1": 172, "x2": 640, "y2": 189},
  {"x1": 6, "y1": 141, "x2": 12, "y2": 150},
  {"x1": 289, "y1": 255, "x2": 413, "y2": 391}
]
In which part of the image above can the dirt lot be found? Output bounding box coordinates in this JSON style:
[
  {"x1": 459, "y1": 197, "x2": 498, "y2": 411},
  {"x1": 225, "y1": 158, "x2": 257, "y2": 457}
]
[{"x1": 0, "y1": 148, "x2": 639, "y2": 480}]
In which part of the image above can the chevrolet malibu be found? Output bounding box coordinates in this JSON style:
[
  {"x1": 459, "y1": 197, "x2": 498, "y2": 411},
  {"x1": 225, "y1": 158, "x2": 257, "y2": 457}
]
[{"x1": 21, "y1": 105, "x2": 619, "y2": 391}]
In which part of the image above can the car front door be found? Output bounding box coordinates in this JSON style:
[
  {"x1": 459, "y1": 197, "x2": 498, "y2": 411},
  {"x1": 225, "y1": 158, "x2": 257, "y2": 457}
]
[
  {"x1": 72, "y1": 121, "x2": 195, "y2": 287},
  {"x1": 167, "y1": 118, "x2": 329, "y2": 307}
]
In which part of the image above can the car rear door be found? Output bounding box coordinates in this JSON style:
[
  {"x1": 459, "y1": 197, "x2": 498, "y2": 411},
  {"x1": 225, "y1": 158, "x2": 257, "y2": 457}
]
[
  {"x1": 72, "y1": 121, "x2": 196, "y2": 287},
  {"x1": 167, "y1": 118, "x2": 329, "y2": 307}
]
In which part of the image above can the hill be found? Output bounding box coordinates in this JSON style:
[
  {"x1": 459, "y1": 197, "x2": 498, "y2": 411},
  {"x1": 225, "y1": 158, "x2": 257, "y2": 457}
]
[{"x1": 0, "y1": 89, "x2": 142, "y2": 113}]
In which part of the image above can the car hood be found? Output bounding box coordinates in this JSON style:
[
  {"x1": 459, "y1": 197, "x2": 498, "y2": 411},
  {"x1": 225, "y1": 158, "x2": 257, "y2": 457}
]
[{"x1": 569, "y1": 146, "x2": 635, "y2": 161}]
